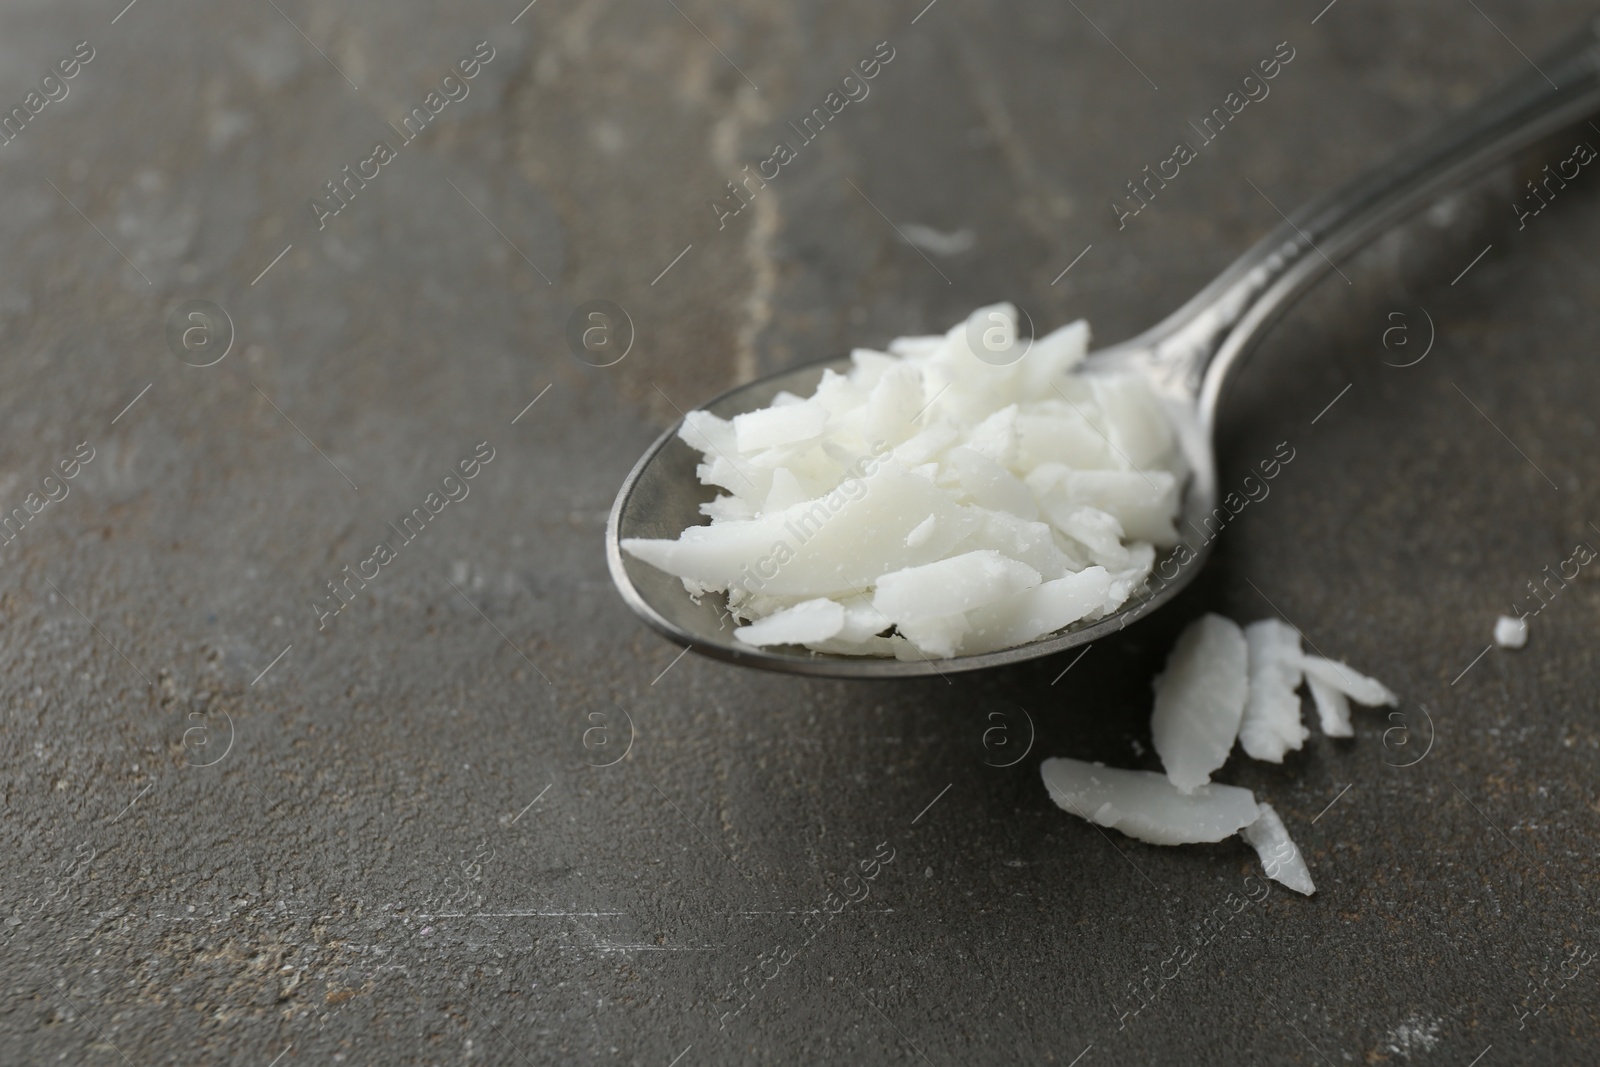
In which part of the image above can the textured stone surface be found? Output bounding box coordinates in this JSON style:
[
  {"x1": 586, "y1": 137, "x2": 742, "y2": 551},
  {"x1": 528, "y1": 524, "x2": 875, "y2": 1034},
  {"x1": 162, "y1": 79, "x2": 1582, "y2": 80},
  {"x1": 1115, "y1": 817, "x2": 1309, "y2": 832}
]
[{"x1": 2, "y1": 1, "x2": 1597, "y2": 1064}]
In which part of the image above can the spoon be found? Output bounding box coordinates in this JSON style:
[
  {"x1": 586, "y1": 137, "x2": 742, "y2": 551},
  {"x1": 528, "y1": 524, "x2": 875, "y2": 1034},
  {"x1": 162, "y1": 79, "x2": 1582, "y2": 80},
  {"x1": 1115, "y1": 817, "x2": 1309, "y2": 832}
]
[{"x1": 608, "y1": 18, "x2": 1600, "y2": 678}]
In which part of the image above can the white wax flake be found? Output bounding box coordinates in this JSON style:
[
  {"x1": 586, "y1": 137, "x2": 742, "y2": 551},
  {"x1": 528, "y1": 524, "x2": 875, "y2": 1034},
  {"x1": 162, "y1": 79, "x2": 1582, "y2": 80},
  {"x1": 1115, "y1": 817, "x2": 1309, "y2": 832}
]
[
  {"x1": 873, "y1": 550, "x2": 1041, "y2": 622},
  {"x1": 733, "y1": 598, "x2": 844, "y2": 647},
  {"x1": 623, "y1": 462, "x2": 976, "y2": 598},
  {"x1": 1241, "y1": 802, "x2": 1315, "y2": 896},
  {"x1": 896, "y1": 613, "x2": 971, "y2": 659},
  {"x1": 1150, "y1": 614, "x2": 1249, "y2": 793},
  {"x1": 893, "y1": 420, "x2": 960, "y2": 467},
  {"x1": 963, "y1": 567, "x2": 1112, "y2": 655},
  {"x1": 1306, "y1": 674, "x2": 1352, "y2": 738},
  {"x1": 1294, "y1": 652, "x2": 1399, "y2": 708},
  {"x1": 732, "y1": 402, "x2": 828, "y2": 452},
  {"x1": 1051, "y1": 468, "x2": 1181, "y2": 545},
  {"x1": 904, "y1": 514, "x2": 938, "y2": 548},
  {"x1": 964, "y1": 405, "x2": 1021, "y2": 465},
  {"x1": 623, "y1": 303, "x2": 1189, "y2": 657},
  {"x1": 1038, "y1": 615, "x2": 1397, "y2": 881},
  {"x1": 1090, "y1": 371, "x2": 1179, "y2": 471},
  {"x1": 1040, "y1": 758, "x2": 1260, "y2": 845},
  {"x1": 1102, "y1": 543, "x2": 1155, "y2": 615},
  {"x1": 964, "y1": 508, "x2": 1071, "y2": 580},
  {"x1": 948, "y1": 446, "x2": 1037, "y2": 519},
  {"x1": 865, "y1": 362, "x2": 929, "y2": 446},
  {"x1": 1494, "y1": 614, "x2": 1528, "y2": 649},
  {"x1": 1238, "y1": 618, "x2": 1308, "y2": 762},
  {"x1": 677, "y1": 409, "x2": 736, "y2": 455},
  {"x1": 763, "y1": 468, "x2": 809, "y2": 513},
  {"x1": 1055, "y1": 506, "x2": 1132, "y2": 570},
  {"x1": 835, "y1": 595, "x2": 890, "y2": 643}
]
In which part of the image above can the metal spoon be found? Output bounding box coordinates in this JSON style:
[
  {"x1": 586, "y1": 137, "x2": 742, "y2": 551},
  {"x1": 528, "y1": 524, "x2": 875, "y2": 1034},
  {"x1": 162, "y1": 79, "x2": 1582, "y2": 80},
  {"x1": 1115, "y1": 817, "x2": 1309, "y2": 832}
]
[{"x1": 608, "y1": 18, "x2": 1600, "y2": 678}]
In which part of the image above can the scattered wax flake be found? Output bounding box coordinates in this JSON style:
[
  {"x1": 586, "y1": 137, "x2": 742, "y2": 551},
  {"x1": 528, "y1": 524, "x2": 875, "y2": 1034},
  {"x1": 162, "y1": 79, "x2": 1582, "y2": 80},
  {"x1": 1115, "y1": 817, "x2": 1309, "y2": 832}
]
[
  {"x1": 1238, "y1": 618, "x2": 1308, "y2": 762},
  {"x1": 1040, "y1": 758, "x2": 1260, "y2": 845},
  {"x1": 1294, "y1": 653, "x2": 1399, "y2": 707},
  {"x1": 1241, "y1": 802, "x2": 1315, "y2": 895},
  {"x1": 1034, "y1": 615, "x2": 1395, "y2": 878},
  {"x1": 1150, "y1": 614, "x2": 1248, "y2": 793},
  {"x1": 733, "y1": 598, "x2": 845, "y2": 647},
  {"x1": 1305, "y1": 674, "x2": 1352, "y2": 737},
  {"x1": 1494, "y1": 614, "x2": 1528, "y2": 649}
]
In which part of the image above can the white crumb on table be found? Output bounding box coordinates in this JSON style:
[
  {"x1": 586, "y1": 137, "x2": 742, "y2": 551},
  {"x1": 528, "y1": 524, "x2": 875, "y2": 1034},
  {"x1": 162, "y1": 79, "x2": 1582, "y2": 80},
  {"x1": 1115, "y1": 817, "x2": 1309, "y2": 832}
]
[{"x1": 1494, "y1": 613, "x2": 1527, "y2": 649}]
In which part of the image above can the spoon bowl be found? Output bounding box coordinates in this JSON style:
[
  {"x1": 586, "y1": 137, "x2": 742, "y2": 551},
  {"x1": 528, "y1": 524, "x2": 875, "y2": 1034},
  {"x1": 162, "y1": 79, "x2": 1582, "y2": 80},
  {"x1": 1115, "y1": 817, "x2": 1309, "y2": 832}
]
[
  {"x1": 608, "y1": 17, "x2": 1600, "y2": 678},
  {"x1": 607, "y1": 355, "x2": 1211, "y2": 678}
]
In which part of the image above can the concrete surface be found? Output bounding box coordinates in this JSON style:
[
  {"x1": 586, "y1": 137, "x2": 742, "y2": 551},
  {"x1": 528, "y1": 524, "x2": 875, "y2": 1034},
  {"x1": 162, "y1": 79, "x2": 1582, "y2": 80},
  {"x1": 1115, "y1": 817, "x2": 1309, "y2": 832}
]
[{"x1": 1, "y1": 0, "x2": 1597, "y2": 1064}]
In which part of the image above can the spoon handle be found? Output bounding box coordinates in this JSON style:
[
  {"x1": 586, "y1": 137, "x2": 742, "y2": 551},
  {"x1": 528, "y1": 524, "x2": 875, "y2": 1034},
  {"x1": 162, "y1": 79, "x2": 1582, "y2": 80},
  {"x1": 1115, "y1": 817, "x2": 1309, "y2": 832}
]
[{"x1": 1135, "y1": 17, "x2": 1600, "y2": 421}]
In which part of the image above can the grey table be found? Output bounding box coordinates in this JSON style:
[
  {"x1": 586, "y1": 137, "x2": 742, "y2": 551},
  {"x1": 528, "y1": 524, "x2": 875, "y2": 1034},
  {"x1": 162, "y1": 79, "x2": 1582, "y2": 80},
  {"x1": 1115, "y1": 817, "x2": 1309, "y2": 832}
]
[{"x1": 2, "y1": 1, "x2": 1596, "y2": 1064}]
